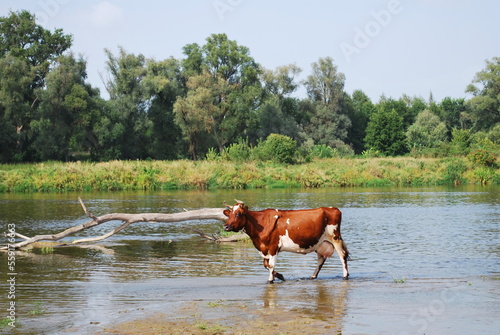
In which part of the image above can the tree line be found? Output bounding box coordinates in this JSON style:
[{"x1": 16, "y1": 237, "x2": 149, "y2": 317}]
[{"x1": 1, "y1": 10, "x2": 499, "y2": 164}]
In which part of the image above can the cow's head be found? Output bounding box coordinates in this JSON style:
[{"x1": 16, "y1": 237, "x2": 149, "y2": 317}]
[{"x1": 223, "y1": 200, "x2": 248, "y2": 232}]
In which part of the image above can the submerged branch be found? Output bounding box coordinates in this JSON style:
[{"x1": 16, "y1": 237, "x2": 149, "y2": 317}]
[{"x1": 1, "y1": 198, "x2": 233, "y2": 250}]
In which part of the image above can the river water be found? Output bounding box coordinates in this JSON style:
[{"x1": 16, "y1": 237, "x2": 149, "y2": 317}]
[{"x1": 0, "y1": 186, "x2": 499, "y2": 334}]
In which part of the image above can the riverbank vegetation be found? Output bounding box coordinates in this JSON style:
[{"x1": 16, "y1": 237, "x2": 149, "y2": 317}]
[{"x1": 1, "y1": 156, "x2": 499, "y2": 192}]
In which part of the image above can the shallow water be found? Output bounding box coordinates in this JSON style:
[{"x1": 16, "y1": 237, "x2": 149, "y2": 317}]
[{"x1": 0, "y1": 186, "x2": 499, "y2": 334}]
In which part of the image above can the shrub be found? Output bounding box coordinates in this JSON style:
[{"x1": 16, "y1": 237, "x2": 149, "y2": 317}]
[
  {"x1": 443, "y1": 158, "x2": 467, "y2": 185},
  {"x1": 450, "y1": 128, "x2": 472, "y2": 155},
  {"x1": 222, "y1": 139, "x2": 251, "y2": 162},
  {"x1": 467, "y1": 149, "x2": 497, "y2": 167},
  {"x1": 254, "y1": 134, "x2": 297, "y2": 164},
  {"x1": 310, "y1": 144, "x2": 335, "y2": 159},
  {"x1": 205, "y1": 148, "x2": 220, "y2": 161},
  {"x1": 361, "y1": 148, "x2": 382, "y2": 158}
]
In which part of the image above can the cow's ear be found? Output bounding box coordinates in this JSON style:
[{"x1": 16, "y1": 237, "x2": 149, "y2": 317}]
[
  {"x1": 243, "y1": 206, "x2": 249, "y2": 212},
  {"x1": 223, "y1": 209, "x2": 231, "y2": 217}
]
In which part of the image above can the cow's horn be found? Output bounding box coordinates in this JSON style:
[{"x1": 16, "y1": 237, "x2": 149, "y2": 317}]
[
  {"x1": 234, "y1": 199, "x2": 244, "y2": 204},
  {"x1": 223, "y1": 201, "x2": 233, "y2": 209}
]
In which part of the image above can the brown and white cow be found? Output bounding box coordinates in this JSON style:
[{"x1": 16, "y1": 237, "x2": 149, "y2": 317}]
[{"x1": 223, "y1": 200, "x2": 350, "y2": 283}]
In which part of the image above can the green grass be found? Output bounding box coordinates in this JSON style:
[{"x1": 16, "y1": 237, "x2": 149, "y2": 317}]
[
  {"x1": 0, "y1": 157, "x2": 499, "y2": 192},
  {"x1": 0, "y1": 318, "x2": 11, "y2": 328},
  {"x1": 393, "y1": 277, "x2": 407, "y2": 284},
  {"x1": 28, "y1": 302, "x2": 46, "y2": 315},
  {"x1": 195, "y1": 321, "x2": 226, "y2": 334}
]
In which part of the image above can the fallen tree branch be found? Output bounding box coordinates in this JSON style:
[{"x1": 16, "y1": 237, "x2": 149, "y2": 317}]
[{"x1": 1, "y1": 198, "x2": 235, "y2": 250}]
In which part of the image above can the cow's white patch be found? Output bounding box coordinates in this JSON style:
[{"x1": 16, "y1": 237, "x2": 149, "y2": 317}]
[
  {"x1": 259, "y1": 251, "x2": 271, "y2": 259},
  {"x1": 233, "y1": 204, "x2": 241, "y2": 212},
  {"x1": 286, "y1": 219, "x2": 290, "y2": 225},
  {"x1": 267, "y1": 254, "x2": 278, "y2": 282},
  {"x1": 274, "y1": 215, "x2": 279, "y2": 219},
  {"x1": 278, "y1": 230, "x2": 320, "y2": 254},
  {"x1": 326, "y1": 224, "x2": 337, "y2": 236}
]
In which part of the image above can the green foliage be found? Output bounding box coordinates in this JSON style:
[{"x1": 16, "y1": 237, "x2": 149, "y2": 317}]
[
  {"x1": 175, "y1": 33, "x2": 262, "y2": 159},
  {"x1": 253, "y1": 134, "x2": 297, "y2": 164},
  {"x1": 31, "y1": 53, "x2": 101, "y2": 161},
  {"x1": 467, "y1": 149, "x2": 497, "y2": 167},
  {"x1": 346, "y1": 90, "x2": 376, "y2": 153},
  {"x1": 450, "y1": 128, "x2": 472, "y2": 155},
  {"x1": 1, "y1": 157, "x2": 499, "y2": 192},
  {"x1": 0, "y1": 318, "x2": 10, "y2": 328},
  {"x1": 221, "y1": 138, "x2": 251, "y2": 162},
  {"x1": 406, "y1": 110, "x2": 448, "y2": 149},
  {"x1": 310, "y1": 144, "x2": 336, "y2": 158},
  {"x1": 365, "y1": 107, "x2": 407, "y2": 156},
  {"x1": 303, "y1": 57, "x2": 351, "y2": 147},
  {"x1": 0, "y1": 10, "x2": 72, "y2": 162},
  {"x1": 361, "y1": 148, "x2": 382, "y2": 158},
  {"x1": 443, "y1": 158, "x2": 467, "y2": 185},
  {"x1": 439, "y1": 97, "x2": 468, "y2": 133},
  {"x1": 466, "y1": 57, "x2": 500, "y2": 131}
]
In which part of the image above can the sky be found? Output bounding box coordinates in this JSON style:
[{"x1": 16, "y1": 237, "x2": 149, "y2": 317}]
[{"x1": 1, "y1": 0, "x2": 499, "y2": 103}]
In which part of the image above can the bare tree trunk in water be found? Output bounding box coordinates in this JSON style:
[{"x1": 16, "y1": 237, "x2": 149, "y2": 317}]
[{"x1": 1, "y1": 198, "x2": 247, "y2": 250}]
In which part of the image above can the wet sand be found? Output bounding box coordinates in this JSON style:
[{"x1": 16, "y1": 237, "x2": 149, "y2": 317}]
[{"x1": 52, "y1": 274, "x2": 499, "y2": 335}]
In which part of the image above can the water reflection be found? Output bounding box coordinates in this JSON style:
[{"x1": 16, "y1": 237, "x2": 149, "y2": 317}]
[{"x1": 262, "y1": 279, "x2": 350, "y2": 321}]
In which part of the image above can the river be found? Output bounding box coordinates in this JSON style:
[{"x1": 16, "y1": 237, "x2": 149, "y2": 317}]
[{"x1": 1, "y1": 186, "x2": 499, "y2": 334}]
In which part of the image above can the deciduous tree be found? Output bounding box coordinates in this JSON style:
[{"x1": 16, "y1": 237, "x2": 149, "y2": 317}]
[
  {"x1": 0, "y1": 10, "x2": 72, "y2": 161},
  {"x1": 303, "y1": 57, "x2": 351, "y2": 147},
  {"x1": 175, "y1": 34, "x2": 262, "y2": 158},
  {"x1": 365, "y1": 107, "x2": 406, "y2": 156},
  {"x1": 406, "y1": 109, "x2": 447, "y2": 149},
  {"x1": 466, "y1": 57, "x2": 500, "y2": 131}
]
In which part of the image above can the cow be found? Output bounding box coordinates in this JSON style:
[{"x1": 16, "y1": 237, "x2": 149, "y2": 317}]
[{"x1": 223, "y1": 200, "x2": 350, "y2": 283}]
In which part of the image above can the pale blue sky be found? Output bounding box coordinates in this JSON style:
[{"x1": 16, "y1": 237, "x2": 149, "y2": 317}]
[{"x1": 2, "y1": 0, "x2": 499, "y2": 102}]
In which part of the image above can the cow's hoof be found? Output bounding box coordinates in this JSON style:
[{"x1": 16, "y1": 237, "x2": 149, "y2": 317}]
[
  {"x1": 342, "y1": 275, "x2": 349, "y2": 280},
  {"x1": 309, "y1": 276, "x2": 317, "y2": 280},
  {"x1": 275, "y1": 273, "x2": 285, "y2": 281},
  {"x1": 268, "y1": 280, "x2": 274, "y2": 284}
]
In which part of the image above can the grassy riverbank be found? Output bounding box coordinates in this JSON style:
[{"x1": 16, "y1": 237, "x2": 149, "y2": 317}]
[{"x1": 0, "y1": 157, "x2": 499, "y2": 192}]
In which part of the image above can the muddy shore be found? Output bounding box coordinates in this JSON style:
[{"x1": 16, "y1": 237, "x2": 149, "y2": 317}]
[{"x1": 55, "y1": 275, "x2": 499, "y2": 335}]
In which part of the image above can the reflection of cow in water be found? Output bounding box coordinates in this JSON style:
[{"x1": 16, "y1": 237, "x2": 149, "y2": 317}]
[{"x1": 223, "y1": 201, "x2": 350, "y2": 283}]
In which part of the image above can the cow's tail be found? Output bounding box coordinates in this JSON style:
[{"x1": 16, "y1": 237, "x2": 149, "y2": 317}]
[{"x1": 341, "y1": 240, "x2": 351, "y2": 261}]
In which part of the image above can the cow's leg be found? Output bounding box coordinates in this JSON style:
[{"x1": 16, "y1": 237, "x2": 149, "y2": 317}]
[
  {"x1": 310, "y1": 253, "x2": 326, "y2": 279},
  {"x1": 310, "y1": 241, "x2": 334, "y2": 279},
  {"x1": 263, "y1": 255, "x2": 284, "y2": 284},
  {"x1": 333, "y1": 240, "x2": 350, "y2": 279}
]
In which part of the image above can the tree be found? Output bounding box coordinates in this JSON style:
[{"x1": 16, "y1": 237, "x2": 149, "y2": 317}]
[
  {"x1": 0, "y1": 54, "x2": 33, "y2": 161},
  {"x1": 173, "y1": 72, "x2": 222, "y2": 159},
  {"x1": 406, "y1": 110, "x2": 448, "y2": 149},
  {"x1": 257, "y1": 64, "x2": 302, "y2": 140},
  {"x1": 466, "y1": 57, "x2": 500, "y2": 131},
  {"x1": 143, "y1": 57, "x2": 184, "y2": 159},
  {"x1": 0, "y1": 10, "x2": 72, "y2": 86},
  {"x1": 439, "y1": 97, "x2": 469, "y2": 133},
  {"x1": 303, "y1": 57, "x2": 351, "y2": 147},
  {"x1": 101, "y1": 47, "x2": 150, "y2": 159},
  {"x1": 0, "y1": 10, "x2": 72, "y2": 161},
  {"x1": 365, "y1": 107, "x2": 407, "y2": 156},
  {"x1": 175, "y1": 34, "x2": 262, "y2": 158},
  {"x1": 346, "y1": 90, "x2": 375, "y2": 153},
  {"x1": 377, "y1": 96, "x2": 412, "y2": 127},
  {"x1": 30, "y1": 54, "x2": 102, "y2": 161}
]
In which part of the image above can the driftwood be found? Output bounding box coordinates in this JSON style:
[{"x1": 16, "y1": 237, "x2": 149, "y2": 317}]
[{"x1": 1, "y1": 197, "x2": 247, "y2": 250}]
